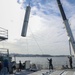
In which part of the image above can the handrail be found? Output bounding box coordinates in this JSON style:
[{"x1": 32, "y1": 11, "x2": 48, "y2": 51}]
[
  {"x1": 0, "y1": 48, "x2": 9, "y2": 55},
  {"x1": 0, "y1": 27, "x2": 8, "y2": 39}
]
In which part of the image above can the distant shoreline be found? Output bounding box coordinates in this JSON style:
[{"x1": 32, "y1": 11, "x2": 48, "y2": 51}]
[{"x1": 10, "y1": 53, "x2": 73, "y2": 57}]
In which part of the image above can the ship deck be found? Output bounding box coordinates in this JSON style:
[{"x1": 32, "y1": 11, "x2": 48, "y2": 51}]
[{"x1": 9, "y1": 69, "x2": 75, "y2": 75}]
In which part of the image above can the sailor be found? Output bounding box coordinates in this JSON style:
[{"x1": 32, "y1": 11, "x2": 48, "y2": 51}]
[
  {"x1": 47, "y1": 58, "x2": 53, "y2": 70},
  {"x1": 68, "y1": 56, "x2": 73, "y2": 69},
  {"x1": 3, "y1": 59, "x2": 9, "y2": 72},
  {"x1": 0, "y1": 61, "x2": 2, "y2": 71},
  {"x1": 19, "y1": 61, "x2": 22, "y2": 71}
]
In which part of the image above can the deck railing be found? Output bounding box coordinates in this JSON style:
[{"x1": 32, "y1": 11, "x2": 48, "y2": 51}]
[
  {"x1": 0, "y1": 27, "x2": 8, "y2": 40},
  {"x1": 0, "y1": 48, "x2": 9, "y2": 56}
]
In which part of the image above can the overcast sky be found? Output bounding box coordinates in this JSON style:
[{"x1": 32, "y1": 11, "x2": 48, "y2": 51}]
[{"x1": 0, "y1": 0, "x2": 75, "y2": 55}]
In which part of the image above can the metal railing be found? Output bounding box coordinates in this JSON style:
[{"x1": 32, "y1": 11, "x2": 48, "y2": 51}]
[
  {"x1": 0, "y1": 48, "x2": 9, "y2": 56},
  {"x1": 0, "y1": 27, "x2": 8, "y2": 40}
]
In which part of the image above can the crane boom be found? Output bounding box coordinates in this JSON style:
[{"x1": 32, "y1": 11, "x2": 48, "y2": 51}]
[{"x1": 57, "y1": 0, "x2": 75, "y2": 54}]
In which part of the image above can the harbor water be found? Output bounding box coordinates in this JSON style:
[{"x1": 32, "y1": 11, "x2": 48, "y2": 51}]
[{"x1": 12, "y1": 56, "x2": 75, "y2": 69}]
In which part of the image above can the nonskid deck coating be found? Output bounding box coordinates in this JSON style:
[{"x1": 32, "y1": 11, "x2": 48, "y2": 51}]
[{"x1": 9, "y1": 69, "x2": 75, "y2": 75}]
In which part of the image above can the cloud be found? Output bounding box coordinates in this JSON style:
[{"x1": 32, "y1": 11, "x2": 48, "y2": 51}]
[
  {"x1": 0, "y1": 0, "x2": 75, "y2": 55},
  {"x1": 17, "y1": 0, "x2": 75, "y2": 55},
  {"x1": 61, "y1": 0, "x2": 75, "y2": 18}
]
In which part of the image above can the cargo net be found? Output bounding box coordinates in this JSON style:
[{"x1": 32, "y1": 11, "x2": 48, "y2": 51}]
[
  {"x1": 0, "y1": 27, "x2": 8, "y2": 40},
  {"x1": 0, "y1": 48, "x2": 9, "y2": 56}
]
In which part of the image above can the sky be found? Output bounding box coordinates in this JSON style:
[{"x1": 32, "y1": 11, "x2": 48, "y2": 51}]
[{"x1": 0, "y1": 0, "x2": 75, "y2": 55}]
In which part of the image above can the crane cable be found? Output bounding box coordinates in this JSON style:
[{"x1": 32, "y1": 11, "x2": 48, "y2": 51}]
[
  {"x1": 28, "y1": 26, "x2": 44, "y2": 55},
  {"x1": 26, "y1": 37, "x2": 30, "y2": 54}
]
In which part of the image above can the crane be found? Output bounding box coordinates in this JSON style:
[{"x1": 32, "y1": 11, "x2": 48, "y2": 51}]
[{"x1": 56, "y1": 0, "x2": 75, "y2": 55}]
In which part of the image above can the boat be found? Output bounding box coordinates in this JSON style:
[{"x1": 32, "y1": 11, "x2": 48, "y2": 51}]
[{"x1": 0, "y1": 0, "x2": 75, "y2": 75}]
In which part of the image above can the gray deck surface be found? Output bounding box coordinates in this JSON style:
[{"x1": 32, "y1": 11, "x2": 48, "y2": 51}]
[
  {"x1": 9, "y1": 69, "x2": 75, "y2": 75},
  {"x1": 62, "y1": 70, "x2": 75, "y2": 75},
  {"x1": 28, "y1": 70, "x2": 49, "y2": 75},
  {"x1": 49, "y1": 70, "x2": 64, "y2": 75}
]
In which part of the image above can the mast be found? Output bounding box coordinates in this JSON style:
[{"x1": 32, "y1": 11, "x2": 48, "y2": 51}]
[{"x1": 57, "y1": 0, "x2": 75, "y2": 55}]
